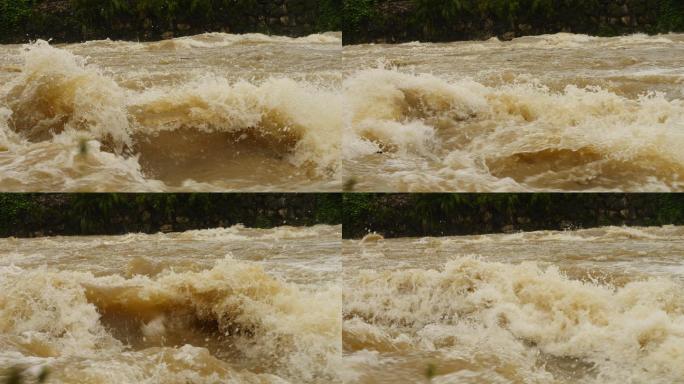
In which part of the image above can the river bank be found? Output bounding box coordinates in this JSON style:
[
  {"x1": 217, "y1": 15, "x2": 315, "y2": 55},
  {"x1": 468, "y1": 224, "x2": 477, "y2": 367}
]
[
  {"x1": 0, "y1": 0, "x2": 341, "y2": 44},
  {"x1": 343, "y1": 0, "x2": 684, "y2": 44},
  {"x1": 0, "y1": 194, "x2": 341, "y2": 237},
  {"x1": 343, "y1": 194, "x2": 684, "y2": 238}
]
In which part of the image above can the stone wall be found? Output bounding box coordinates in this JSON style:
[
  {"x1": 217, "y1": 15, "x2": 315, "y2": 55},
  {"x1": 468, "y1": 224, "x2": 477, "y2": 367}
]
[
  {"x1": 1, "y1": 0, "x2": 340, "y2": 44},
  {"x1": 342, "y1": 194, "x2": 684, "y2": 238},
  {"x1": 344, "y1": 0, "x2": 684, "y2": 44},
  {"x1": 0, "y1": 194, "x2": 341, "y2": 237}
]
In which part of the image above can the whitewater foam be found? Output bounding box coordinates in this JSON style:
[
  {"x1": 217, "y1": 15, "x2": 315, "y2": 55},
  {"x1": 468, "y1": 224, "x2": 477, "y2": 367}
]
[
  {"x1": 344, "y1": 256, "x2": 684, "y2": 383},
  {"x1": 344, "y1": 67, "x2": 684, "y2": 191},
  {"x1": 0, "y1": 257, "x2": 341, "y2": 383},
  {"x1": 0, "y1": 35, "x2": 341, "y2": 191}
]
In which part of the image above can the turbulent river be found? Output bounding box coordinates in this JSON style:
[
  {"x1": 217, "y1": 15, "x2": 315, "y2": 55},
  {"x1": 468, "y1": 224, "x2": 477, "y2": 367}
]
[
  {"x1": 344, "y1": 33, "x2": 684, "y2": 192},
  {"x1": 343, "y1": 226, "x2": 684, "y2": 383},
  {"x1": 0, "y1": 33, "x2": 342, "y2": 191},
  {"x1": 0, "y1": 225, "x2": 341, "y2": 383},
  {"x1": 2, "y1": 32, "x2": 684, "y2": 192}
]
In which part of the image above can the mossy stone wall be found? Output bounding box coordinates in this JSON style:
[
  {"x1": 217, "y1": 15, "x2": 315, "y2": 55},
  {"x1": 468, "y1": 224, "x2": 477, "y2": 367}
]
[
  {"x1": 343, "y1": 194, "x2": 684, "y2": 238},
  {"x1": 0, "y1": 194, "x2": 341, "y2": 237},
  {"x1": 0, "y1": 0, "x2": 341, "y2": 43},
  {"x1": 343, "y1": 0, "x2": 684, "y2": 44}
]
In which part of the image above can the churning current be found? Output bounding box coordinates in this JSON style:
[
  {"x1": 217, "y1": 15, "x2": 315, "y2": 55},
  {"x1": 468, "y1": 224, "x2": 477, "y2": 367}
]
[
  {"x1": 0, "y1": 225, "x2": 342, "y2": 383},
  {"x1": 344, "y1": 33, "x2": 684, "y2": 192},
  {"x1": 3, "y1": 32, "x2": 683, "y2": 192},
  {"x1": 343, "y1": 226, "x2": 684, "y2": 383},
  {"x1": 0, "y1": 33, "x2": 342, "y2": 191}
]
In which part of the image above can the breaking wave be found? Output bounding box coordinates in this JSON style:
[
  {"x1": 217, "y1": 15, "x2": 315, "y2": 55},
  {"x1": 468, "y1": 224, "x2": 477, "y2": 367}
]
[
  {"x1": 344, "y1": 256, "x2": 684, "y2": 383},
  {"x1": 0, "y1": 37, "x2": 341, "y2": 191},
  {"x1": 344, "y1": 33, "x2": 684, "y2": 192},
  {"x1": 0, "y1": 256, "x2": 341, "y2": 383}
]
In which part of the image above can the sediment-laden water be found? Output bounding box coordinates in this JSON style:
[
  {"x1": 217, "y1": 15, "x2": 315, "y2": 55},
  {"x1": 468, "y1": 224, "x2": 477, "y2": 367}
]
[
  {"x1": 0, "y1": 225, "x2": 341, "y2": 383},
  {"x1": 343, "y1": 226, "x2": 684, "y2": 383},
  {"x1": 344, "y1": 33, "x2": 684, "y2": 191},
  {"x1": 4, "y1": 32, "x2": 683, "y2": 192},
  {"x1": 0, "y1": 33, "x2": 342, "y2": 191}
]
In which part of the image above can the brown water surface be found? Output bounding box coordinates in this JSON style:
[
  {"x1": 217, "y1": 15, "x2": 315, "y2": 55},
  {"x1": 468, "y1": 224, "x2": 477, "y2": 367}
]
[
  {"x1": 343, "y1": 33, "x2": 684, "y2": 191},
  {"x1": 343, "y1": 226, "x2": 684, "y2": 383},
  {"x1": 0, "y1": 225, "x2": 342, "y2": 383},
  {"x1": 0, "y1": 33, "x2": 342, "y2": 191}
]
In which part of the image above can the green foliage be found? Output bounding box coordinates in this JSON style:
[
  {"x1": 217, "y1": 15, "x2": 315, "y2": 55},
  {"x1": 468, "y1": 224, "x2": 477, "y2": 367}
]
[
  {"x1": 318, "y1": 0, "x2": 343, "y2": 30},
  {"x1": 0, "y1": 194, "x2": 342, "y2": 237},
  {"x1": 658, "y1": 0, "x2": 684, "y2": 31},
  {"x1": 70, "y1": 0, "x2": 243, "y2": 26},
  {"x1": 342, "y1": 0, "x2": 378, "y2": 42},
  {"x1": 71, "y1": 193, "x2": 129, "y2": 232},
  {"x1": 343, "y1": 194, "x2": 684, "y2": 238},
  {"x1": 2, "y1": 0, "x2": 333, "y2": 43},
  {"x1": 315, "y1": 194, "x2": 342, "y2": 224},
  {"x1": 411, "y1": 0, "x2": 606, "y2": 39},
  {"x1": 653, "y1": 194, "x2": 684, "y2": 223},
  {"x1": 413, "y1": 0, "x2": 465, "y2": 37},
  {"x1": 0, "y1": 0, "x2": 34, "y2": 37},
  {"x1": 71, "y1": 0, "x2": 126, "y2": 24},
  {"x1": 342, "y1": 193, "x2": 376, "y2": 234},
  {"x1": 344, "y1": 0, "x2": 377, "y2": 26},
  {"x1": 344, "y1": 0, "x2": 684, "y2": 43},
  {"x1": 0, "y1": 194, "x2": 37, "y2": 234}
]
